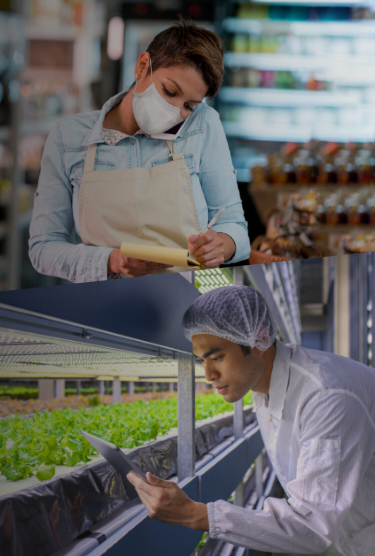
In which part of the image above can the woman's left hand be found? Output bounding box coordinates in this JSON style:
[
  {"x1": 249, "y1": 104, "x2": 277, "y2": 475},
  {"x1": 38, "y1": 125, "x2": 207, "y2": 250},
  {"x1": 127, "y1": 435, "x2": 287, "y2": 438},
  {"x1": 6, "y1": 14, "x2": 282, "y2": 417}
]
[{"x1": 188, "y1": 231, "x2": 235, "y2": 268}]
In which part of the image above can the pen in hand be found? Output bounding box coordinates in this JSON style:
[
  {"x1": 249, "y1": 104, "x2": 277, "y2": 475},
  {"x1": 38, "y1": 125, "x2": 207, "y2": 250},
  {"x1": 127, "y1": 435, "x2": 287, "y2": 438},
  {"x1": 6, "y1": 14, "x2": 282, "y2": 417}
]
[{"x1": 198, "y1": 206, "x2": 225, "y2": 237}]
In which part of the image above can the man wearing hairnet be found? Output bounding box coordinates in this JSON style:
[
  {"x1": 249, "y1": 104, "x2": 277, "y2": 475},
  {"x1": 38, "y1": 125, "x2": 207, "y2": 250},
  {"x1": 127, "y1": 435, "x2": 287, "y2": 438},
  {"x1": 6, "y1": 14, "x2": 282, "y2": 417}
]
[{"x1": 128, "y1": 286, "x2": 375, "y2": 556}]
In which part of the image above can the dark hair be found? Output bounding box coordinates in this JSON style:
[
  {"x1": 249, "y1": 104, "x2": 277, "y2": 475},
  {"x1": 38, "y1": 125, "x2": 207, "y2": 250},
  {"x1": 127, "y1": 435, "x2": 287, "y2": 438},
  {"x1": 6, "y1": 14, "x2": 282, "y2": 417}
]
[
  {"x1": 145, "y1": 18, "x2": 224, "y2": 98},
  {"x1": 239, "y1": 345, "x2": 251, "y2": 356}
]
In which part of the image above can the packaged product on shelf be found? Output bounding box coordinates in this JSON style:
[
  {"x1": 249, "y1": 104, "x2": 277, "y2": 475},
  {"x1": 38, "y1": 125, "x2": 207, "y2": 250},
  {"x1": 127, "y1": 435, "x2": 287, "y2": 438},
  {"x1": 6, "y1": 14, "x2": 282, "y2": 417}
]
[{"x1": 339, "y1": 234, "x2": 375, "y2": 254}]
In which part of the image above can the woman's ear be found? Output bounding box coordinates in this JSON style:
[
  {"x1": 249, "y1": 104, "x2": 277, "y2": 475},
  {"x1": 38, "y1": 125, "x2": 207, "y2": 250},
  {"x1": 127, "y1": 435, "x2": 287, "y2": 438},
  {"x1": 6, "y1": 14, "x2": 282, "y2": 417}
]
[{"x1": 135, "y1": 52, "x2": 151, "y2": 81}]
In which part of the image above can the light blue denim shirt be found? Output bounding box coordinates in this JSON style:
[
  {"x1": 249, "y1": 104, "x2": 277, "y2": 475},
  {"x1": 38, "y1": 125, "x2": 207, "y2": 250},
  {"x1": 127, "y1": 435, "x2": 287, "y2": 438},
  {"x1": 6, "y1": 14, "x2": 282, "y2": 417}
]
[{"x1": 29, "y1": 90, "x2": 250, "y2": 283}]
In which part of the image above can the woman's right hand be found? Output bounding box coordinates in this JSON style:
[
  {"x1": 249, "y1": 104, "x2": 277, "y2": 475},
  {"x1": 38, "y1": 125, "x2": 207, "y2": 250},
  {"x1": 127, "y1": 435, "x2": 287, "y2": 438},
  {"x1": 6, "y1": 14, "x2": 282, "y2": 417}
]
[{"x1": 108, "y1": 249, "x2": 173, "y2": 278}]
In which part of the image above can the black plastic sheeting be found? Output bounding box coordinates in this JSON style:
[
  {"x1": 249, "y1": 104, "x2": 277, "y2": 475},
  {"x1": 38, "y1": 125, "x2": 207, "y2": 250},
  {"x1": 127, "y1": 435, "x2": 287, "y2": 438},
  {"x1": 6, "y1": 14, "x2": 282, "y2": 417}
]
[{"x1": 0, "y1": 409, "x2": 256, "y2": 556}]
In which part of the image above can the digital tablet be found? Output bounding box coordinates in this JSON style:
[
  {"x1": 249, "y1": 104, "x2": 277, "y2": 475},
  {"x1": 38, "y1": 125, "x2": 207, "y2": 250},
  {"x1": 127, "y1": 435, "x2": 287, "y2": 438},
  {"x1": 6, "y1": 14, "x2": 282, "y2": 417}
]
[{"x1": 81, "y1": 430, "x2": 149, "y2": 482}]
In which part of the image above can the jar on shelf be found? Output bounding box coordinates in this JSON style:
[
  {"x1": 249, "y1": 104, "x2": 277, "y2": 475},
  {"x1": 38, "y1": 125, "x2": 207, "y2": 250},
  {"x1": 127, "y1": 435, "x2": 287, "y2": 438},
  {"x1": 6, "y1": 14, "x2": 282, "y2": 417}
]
[
  {"x1": 295, "y1": 150, "x2": 317, "y2": 185},
  {"x1": 358, "y1": 204, "x2": 369, "y2": 224},
  {"x1": 357, "y1": 149, "x2": 373, "y2": 185},
  {"x1": 231, "y1": 34, "x2": 249, "y2": 53},
  {"x1": 367, "y1": 197, "x2": 375, "y2": 226},
  {"x1": 317, "y1": 143, "x2": 339, "y2": 184},
  {"x1": 268, "y1": 154, "x2": 287, "y2": 185},
  {"x1": 335, "y1": 203, "x2": 347, "y2": 224},
  {"x1": 325, "y1": 195, "x2": 339, "y2": 225},
  {"x1": 336, "y1": 150, "x2": 358, "y2": 185},
  {"x1": 316, "y1": 203, "x2": 326, "y2": 223},
  {"x1": 347, "y1": 204, "x2": 361, "y2": 226}
]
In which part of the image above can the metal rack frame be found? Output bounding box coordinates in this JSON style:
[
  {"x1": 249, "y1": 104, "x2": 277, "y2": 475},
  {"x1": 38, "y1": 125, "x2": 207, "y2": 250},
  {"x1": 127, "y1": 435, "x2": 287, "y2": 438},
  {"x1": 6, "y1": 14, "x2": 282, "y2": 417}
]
[{"x1": 0, "y1": 265, "x2": 300, "y2": 556}]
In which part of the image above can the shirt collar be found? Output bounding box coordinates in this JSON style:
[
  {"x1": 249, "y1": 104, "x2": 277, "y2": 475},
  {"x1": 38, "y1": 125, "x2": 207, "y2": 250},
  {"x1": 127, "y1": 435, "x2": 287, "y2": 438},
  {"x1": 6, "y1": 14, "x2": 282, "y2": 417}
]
[
  {"x1": 253, "y1": 340, "x2": 292, "y2": 419},
  {"x1": 81, "y1": 90, "x2": 128, "y2": 147}
]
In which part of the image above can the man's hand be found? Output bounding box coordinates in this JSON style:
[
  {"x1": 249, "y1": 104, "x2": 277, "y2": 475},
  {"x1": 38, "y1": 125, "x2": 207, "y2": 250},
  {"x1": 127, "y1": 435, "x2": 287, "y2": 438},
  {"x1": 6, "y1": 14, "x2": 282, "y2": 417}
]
[
  {"x1": 108, "y1": 249, "x2": 173, "y2": 277},
  {"x1": 127, "y1": 472, "x2": 209, "y2": 531},
  {"x1": 188, "y1": 231, "x2": 235, "y2": 268}
]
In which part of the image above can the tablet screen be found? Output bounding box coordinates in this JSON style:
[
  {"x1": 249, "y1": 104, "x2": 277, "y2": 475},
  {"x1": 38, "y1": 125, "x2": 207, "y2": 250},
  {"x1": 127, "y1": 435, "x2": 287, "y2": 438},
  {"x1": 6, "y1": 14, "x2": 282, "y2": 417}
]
[{"x1": 81, "y1": 430, "x2": 149, "y2": 483}]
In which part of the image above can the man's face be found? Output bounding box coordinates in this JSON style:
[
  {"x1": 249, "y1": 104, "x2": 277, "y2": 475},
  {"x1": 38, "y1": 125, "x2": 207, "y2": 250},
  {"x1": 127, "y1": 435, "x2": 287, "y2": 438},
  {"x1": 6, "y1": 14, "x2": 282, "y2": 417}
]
[{"x1": 192, "y1": 334, "x2": 267, "y2": 403}]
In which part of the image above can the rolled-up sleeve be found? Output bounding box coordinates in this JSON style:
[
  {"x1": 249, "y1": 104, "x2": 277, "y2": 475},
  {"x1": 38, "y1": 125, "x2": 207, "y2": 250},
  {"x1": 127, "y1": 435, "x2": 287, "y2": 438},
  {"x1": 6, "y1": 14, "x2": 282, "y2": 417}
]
[
  {"x1": 29, "y1": 124, "x2": 113, "y2": 283},
  {"x1": 199, "y1": 108, "x2": 250, "y2": 264},
  {"x1": 207, "y1": 391, "x2": 375, "y2": 554}
]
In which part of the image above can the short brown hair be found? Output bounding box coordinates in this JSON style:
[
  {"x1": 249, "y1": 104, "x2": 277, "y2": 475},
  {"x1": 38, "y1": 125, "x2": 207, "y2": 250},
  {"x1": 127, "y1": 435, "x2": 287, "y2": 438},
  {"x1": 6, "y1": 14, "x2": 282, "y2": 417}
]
[{"x1": 146, "y1": 18, "x2": 224, "y2": 98}]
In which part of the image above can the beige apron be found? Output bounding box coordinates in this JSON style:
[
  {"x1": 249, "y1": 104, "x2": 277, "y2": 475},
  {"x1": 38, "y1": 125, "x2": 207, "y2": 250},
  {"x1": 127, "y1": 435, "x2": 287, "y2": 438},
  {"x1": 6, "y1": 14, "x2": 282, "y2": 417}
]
[{"x1": 79, "y1": 140, "x2": 202, "y2": 274}]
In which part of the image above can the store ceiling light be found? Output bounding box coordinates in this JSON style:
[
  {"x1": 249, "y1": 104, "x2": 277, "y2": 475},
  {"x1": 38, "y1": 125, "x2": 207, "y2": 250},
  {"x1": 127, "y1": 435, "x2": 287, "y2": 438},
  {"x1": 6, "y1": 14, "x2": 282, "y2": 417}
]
[{"x1": 107, "y1": 16, "x2": 124, "y2": 61}]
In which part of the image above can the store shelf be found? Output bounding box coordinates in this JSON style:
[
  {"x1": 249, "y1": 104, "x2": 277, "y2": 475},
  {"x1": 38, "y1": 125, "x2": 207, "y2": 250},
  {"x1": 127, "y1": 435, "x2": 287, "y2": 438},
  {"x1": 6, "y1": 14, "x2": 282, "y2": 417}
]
[
  {"x1": 223, "y1": 121, "x2": 312, "y2": 142},
  {"x1": 219, "y1": 87, "x2": 361, "y2": 107},
  {"x1": 223, "y1": 18, "x2": 375, "y2": 36},
  {"x1": 26, "y1": 24, "x2": 103, "y2": 41},
  {"x1": 225, "y1": 51, "x2": 375, "y2": 71},
  {"x1": 223, "y1": 120, "x2": 375, "y2": 142}
]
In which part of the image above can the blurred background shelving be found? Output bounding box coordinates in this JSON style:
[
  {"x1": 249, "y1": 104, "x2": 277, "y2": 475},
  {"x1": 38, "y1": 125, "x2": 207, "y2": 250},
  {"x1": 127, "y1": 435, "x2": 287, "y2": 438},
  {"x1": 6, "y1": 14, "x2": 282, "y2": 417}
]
[
  {"x1": 0, "y1": 0, "x2": 106, "y2": 290},
  {"x1": 216, "y1": 0, "x2": 375, "y2": 256},
  {"x1": 3, "y1": 0, "x2": 375, "y2": 288}
]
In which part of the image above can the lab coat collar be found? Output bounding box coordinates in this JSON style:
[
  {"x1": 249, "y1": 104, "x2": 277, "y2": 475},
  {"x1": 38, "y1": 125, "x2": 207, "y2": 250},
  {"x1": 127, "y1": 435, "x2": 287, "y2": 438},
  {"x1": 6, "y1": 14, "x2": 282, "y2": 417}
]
[
  {"x1": 81, "y1": 90, "x2": 190, "y2": 147},
  {"x1": 252, "y1": 340, "x2": 291, "y2": 420}
]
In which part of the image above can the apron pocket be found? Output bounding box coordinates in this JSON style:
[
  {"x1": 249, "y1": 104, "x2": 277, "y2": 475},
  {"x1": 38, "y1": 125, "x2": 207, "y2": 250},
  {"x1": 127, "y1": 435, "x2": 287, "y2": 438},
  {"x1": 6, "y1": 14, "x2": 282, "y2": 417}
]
[{"x1": 152, "y1": 153, "x2": 195, "y2": 170}]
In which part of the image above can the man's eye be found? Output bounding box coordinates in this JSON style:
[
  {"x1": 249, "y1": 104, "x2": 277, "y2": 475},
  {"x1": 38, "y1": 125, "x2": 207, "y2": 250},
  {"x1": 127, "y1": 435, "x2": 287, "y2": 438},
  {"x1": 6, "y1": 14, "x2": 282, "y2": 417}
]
[{"x1": 162, "y1": 86, "x2": 175, "y2": 97}]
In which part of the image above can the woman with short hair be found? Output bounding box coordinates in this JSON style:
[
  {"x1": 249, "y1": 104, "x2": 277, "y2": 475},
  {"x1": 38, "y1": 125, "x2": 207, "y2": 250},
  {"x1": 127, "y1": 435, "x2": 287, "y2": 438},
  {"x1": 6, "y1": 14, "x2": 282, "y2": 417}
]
[{"x1": 29, "y1": 20, "x2": 250, "y2": 282}]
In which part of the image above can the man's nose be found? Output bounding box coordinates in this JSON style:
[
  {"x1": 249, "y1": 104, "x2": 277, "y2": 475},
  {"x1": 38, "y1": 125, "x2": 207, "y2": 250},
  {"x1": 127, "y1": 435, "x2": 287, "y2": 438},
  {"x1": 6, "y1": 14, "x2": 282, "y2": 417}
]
[{"x1": 204, "y1": 359, "x2": 219, "y2": 382}]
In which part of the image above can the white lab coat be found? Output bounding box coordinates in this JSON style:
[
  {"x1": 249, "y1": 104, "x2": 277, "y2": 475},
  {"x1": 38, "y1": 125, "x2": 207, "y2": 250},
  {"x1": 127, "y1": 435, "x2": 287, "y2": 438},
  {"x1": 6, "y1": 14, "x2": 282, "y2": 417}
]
[{"x1": 207, "y1": 340, "x2": 375, "y2": 555}]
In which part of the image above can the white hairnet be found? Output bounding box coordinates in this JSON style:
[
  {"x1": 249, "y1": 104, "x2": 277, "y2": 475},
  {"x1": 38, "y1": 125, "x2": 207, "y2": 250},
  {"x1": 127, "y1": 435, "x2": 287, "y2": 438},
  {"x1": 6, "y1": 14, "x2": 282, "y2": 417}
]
[{"x1": 183, "y1": 286, "x2": 276, "y2": 351}]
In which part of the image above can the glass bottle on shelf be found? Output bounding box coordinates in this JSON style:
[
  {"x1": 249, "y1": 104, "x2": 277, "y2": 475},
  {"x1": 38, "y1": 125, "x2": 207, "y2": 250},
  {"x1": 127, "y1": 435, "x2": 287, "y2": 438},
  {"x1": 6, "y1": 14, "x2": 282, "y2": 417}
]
[
  {"x1": 295, "y1": 149, "x2": 315, "y2": 185},
  {"x1": 347, "y1": 195, "x2": 361, "y2": 226},
  {"x1": 368, "y1": 196, "x2": 375, "y2": 226},
  {"x1": 268, "y1": 153, "x2": 287, "y2": 185},
  {"x1": 325, "y1": 195, "x2": 339, "y2": 225},
  {"x1": 357, "y1": 148, "x2": 373, "y2": 185},
  {"x1": 281, "y1": 142, "x2": 297, "y2": 184},
  {"x1": 317, "y1": 143, "x2": 339, "y2": 185}
]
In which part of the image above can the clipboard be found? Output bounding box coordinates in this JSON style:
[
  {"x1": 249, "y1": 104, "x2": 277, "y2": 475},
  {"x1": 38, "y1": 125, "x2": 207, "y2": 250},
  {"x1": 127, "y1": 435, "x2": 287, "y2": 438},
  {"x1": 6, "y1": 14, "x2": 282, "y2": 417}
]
[{"x1": 120, "y1": 242, "x2": 206, "y2": 270}]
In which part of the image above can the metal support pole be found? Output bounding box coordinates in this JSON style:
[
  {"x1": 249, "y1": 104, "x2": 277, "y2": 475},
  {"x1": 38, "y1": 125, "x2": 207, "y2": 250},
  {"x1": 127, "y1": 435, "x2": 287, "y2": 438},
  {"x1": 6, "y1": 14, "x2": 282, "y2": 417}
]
[
  {"x1": 99, "y1": 380, "x2": 104, "y2": 396},
  {"x1": 233, "y1": 266, "x2": 244, "y2": 286},
  {"x1": 179, "y1": 271, "x2": 195, "y2": 284},
  {"x1": 255, "y1": 453, "x2": 264, "y2": 499},
  {"x1": 334, "y1": 255, "x2": 350, "y2": 357},
  {"x1": 7, "y1": 70, "x2": 22, "y2": 291},
  {"x1": 169, "y1": 382, "x2": 174, "y2": 392},
  {"x1": 76, "y1": 380, "x2": 81, "y2": 396},
  {"x1": 233, "y1": 267, "x2": 246, "y2": 507},
  {"x1": 234, "y1": 481, "x2": 244, "y2": 507},
  {"x1": 54, "y1": 379, "x2": 65, "y2": 398},
  {"x1": 234, "y1": 399, "x2": 244, "y2": 440},
  {"x1": 128, "y1": 381, "x2": 134, "y2": 395},
  {"x1": 144, "y1": 381, "x2": 149, "y2": 393},
  {"x1": 234, "y1": 400, "x2": 244, "y2": 507},
  {"x1": 38, "y1": 379, "x2": 54, "y2": 401},
  {"x1": 112, "y1": 377, "x2": 121, "y2": 404},
  {"x1": 152, "y1": 382, "x2": 157, "y2": 393},
  {"x1": 177, "y1": 353, "x2": 195, "y2": 481}
]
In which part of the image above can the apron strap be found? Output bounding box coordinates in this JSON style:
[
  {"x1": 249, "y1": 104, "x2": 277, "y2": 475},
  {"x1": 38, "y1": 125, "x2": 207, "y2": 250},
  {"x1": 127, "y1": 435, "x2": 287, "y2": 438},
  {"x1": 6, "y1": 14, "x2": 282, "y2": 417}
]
[
  {"x1": 84, "y1": 144, "x2": 97, "y2": 173},
  {"x1": 166, "y1": 140, "x2": 184, "y2": 162}
]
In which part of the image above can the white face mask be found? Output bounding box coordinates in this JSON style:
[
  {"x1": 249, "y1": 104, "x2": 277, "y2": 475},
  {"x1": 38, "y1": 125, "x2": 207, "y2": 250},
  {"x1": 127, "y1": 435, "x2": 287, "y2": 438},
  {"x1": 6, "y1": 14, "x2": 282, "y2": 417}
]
[{"x1": 132, "y1": 58, "x2": 184, "y2": 136}]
